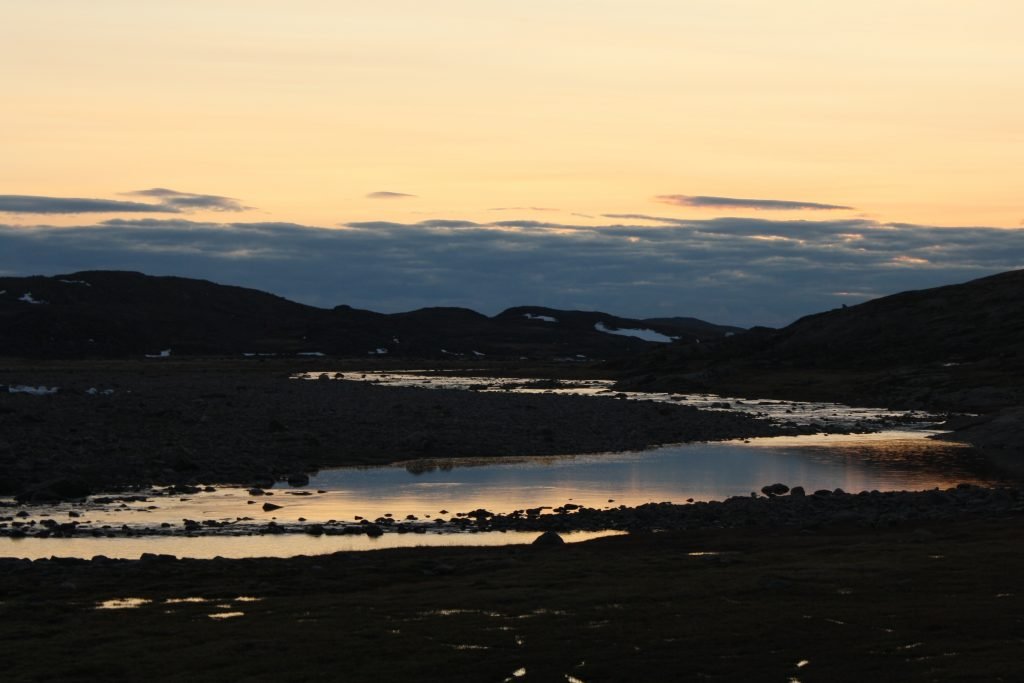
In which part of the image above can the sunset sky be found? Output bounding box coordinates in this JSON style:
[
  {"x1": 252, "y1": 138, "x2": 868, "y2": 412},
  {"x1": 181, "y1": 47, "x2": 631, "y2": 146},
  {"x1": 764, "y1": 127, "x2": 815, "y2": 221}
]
[{"x1": 2, "y1": 1, "x2": 1022, "y2": 326}]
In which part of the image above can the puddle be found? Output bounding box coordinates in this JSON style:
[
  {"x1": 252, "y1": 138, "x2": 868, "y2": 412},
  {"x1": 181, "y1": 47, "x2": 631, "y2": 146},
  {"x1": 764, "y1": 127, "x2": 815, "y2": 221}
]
[
  {"x1": 96, "y1": 598, "x2": 152, "y2": 610},
  {"x1": 294, "y1": 371, "x2": 934, "y2": 431},
  {"x1": 0, "y1": 529, "x2": 622, "y2": 560}
]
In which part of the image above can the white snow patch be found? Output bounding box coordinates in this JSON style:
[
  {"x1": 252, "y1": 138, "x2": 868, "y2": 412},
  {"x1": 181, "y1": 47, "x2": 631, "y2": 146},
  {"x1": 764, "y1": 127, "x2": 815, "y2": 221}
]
[
  {"x1": 440, "y1": 349, "x2": 463, "y2": 356},
  {"x1": 145, "y1": 349, "x2": 172, "y2": 358},
  {"x1": 297, "y1": 352, "x2": 325, "y2": 357},
  {"x1": 86, "y1": 387, "x2": 115, "y2": 396},
  {"x1": 523, "y1": 313, "x2": 558, "y2": 323},
  {"x1": 472, "y1": 350, "x2": 485, "y2": 357},
  {"x1": 59, "y1": 279, "x2": 91, "y2": 286},
  {"x1": 18, "y1": 292, "x2": 46, "y2": 305},
  {"x1": 8, "y1": 385, "x2": 58, "y2": 395},
  {"x1": 368, "y1": 348, "x2": 388, "y2": 355},
  {"x1": 243, "y1": 352, "x2": 278, "y2": 357},
  {"x1": 594, "y1": 322, "x2": 676, "y2": 343},
  {"x1": 392, "y1": 337, "x2": 400, "y2": 344}
]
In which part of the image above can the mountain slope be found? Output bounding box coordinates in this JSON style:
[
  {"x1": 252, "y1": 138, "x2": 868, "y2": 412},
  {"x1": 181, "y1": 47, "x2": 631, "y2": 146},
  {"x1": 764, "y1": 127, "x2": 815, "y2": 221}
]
[
  {"x1": 617, "y1": 269, "x2": 1024, "y2": 410},
  {"x1": 0, "y1": 271, "x2": 738, "y2": 360}
]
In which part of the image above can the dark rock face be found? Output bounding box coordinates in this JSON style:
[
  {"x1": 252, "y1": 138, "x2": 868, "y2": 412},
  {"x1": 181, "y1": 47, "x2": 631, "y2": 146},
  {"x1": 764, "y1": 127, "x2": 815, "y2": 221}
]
[{"x1": 760, "y1": 483, "x2": 789, "y2": 497}]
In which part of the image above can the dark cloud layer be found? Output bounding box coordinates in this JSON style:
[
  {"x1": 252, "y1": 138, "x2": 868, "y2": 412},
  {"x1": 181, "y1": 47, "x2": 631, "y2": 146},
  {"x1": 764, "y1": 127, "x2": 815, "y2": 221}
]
[
  {"x1": 1, "y1": 216, "x2": 1021, "y2": 327},
  {"x1": 656, "y1": 195, "x2": 854, "y2": 211},
  {"x1": 0, "y1": 190, "x2": 250, "y2": 215},
  {"x1": 0, "y1": 195, "x2": 179, "y2": 215}
]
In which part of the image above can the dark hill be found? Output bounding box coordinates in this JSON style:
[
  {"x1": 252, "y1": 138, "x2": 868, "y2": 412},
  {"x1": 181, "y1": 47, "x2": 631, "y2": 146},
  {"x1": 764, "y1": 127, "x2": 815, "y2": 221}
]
[
  {"x1": 616, "y1": 269, "x2": 1024, "y2": 410},
  {"x1": 0, "y1": 271, "x2": 737, "y2": 360}
]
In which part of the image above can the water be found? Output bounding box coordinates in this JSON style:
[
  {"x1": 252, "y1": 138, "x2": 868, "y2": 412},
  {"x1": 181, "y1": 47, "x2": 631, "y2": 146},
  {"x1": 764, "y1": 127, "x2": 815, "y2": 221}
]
[
  {"x1": 0, "y1": 373, "x2": 1000, "y2": 560},
  {"x1": 0, "y1": 431, "x2": 998, "y2": 560},
  {"x1": 294, "y1": 370, "x2": 928, "y2": 431},
  {"x1": 2, "y1": 530, "x2": 622, "y2": 560}
]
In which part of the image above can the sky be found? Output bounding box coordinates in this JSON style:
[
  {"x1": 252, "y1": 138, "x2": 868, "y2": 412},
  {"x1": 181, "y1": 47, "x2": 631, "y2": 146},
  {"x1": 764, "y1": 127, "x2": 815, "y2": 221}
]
[{"x1": 2, "y1": 1, "x2": 1022, "y2": 327}]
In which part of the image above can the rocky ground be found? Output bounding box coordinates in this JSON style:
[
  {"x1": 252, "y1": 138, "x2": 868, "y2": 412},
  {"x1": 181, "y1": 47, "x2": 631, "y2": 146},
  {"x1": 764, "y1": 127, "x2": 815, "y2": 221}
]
[
  {"x1": 2, "y1": 514, "x2": 1023, "y2": 682},
  {"x1": 0, "y1": 359, "x2": 814, "y2": 501},
  {"x1": 4, "y1": 358, "x2": 1023, "y2": 681}
]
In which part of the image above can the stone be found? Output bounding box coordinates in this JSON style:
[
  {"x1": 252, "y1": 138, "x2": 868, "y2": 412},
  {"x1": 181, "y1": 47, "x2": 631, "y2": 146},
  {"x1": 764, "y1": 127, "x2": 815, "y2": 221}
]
[
  {"x1": 761, "y1": 483, "x2": 790, "y2": 497},
  {"x1": 262, "y1": 502, "x2": 282, "y2": 512},
  {"x1": 532, "y1": 530, "x2": 565, "y2": 546},
  {"x1": 286, "y1": 473, "x2": 310, "y2": 487}
]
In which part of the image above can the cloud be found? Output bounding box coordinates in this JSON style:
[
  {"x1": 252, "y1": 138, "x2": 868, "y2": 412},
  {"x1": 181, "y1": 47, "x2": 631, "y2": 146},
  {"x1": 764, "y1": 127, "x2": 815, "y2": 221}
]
[
  {"x1": 0, "y1": 189, "x2": 252, "y2": 215},
  {"x1": 366, "y1": 191, "x2": 417, "y2": 199},
  {"x1": 655, "y1": 195, "x2": 854, "y2": 211},
  {"x1": 124, "y1": 188, "x2": 250, "y2": 212},
  {"x1": 488, "y1": 206, "x2": 559, "y2": 212},
  {"x1": 2, "y1": 215, "x2": 1021, "y2": 327},
  {"x1": 0, "y1": 195, "x2": 179, "y2": 215}
]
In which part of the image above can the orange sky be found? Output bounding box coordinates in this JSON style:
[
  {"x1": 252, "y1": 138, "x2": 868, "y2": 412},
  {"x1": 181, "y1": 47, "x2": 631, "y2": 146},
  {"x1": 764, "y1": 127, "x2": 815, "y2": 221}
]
[{"x1": 2, "y1": 0, "x2": 1022, "y2": 229}]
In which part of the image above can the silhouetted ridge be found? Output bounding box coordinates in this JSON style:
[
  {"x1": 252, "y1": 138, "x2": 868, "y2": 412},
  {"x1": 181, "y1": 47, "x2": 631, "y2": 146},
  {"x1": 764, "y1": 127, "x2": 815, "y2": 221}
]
[{"x1": 0, "y1": 271, "x2": 737, "y2": 359}]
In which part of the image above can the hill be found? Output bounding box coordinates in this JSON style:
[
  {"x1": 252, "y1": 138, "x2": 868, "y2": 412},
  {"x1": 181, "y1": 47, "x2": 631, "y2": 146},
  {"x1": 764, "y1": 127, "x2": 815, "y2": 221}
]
[
  {"x1": 615, "y1": 269, "x2": 1024, "y2": 411},
  {"x1": 0, "y1": 271, "x2": 737, "y2": 360}
]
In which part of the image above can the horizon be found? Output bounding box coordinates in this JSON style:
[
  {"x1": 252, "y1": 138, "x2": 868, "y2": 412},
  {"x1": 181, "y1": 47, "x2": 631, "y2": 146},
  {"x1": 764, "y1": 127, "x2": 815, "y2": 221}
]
[{"x1": 3, "y1": 2, "x2": 1023, "y2": 327}]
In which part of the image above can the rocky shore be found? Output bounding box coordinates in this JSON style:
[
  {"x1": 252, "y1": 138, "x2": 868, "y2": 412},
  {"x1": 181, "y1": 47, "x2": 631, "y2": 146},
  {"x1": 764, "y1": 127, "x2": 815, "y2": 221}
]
[
  {"x1": 3, "y1": 482, "x2": 1020, "y2": 541},
  {"x1": 1, "y1": 360, "x2": 817, "y2": 501}
]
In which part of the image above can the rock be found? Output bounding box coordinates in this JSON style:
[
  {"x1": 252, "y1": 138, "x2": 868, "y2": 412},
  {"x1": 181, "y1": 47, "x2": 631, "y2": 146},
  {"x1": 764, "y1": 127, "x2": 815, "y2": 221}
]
[
  {"x1": 761, "y1": 483, "x2": 790, "y2": 497},
  {"x1": 15, "y1": 477, "x2": 92, "y2": 503},
  {"x1": 789, "y1": 486, "x2": 806, "y2": 498},
  {"x1": 262, "y1": 502, "x2": 282, "y2": 512},
  {"x1": 286, "y1": 473, "x2": 310, "y2": 487},
  {"x1": 532, "y1": 530, "x2": 565, "y2": 546}
]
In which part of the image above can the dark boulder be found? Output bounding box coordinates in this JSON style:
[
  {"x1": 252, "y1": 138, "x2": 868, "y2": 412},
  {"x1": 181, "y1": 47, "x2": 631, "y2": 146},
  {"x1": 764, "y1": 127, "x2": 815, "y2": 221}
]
[{"x1": 532, "y1": 530, "x2": 565, "y2": 546}]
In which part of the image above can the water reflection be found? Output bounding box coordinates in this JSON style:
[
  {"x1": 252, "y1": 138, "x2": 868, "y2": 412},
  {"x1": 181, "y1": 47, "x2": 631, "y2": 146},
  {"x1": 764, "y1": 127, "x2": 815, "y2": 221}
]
[
  {"x1": 0, "y1": 530, "x2": 622, "y2": 560},
  {"x1": 0, "y1": 432, "x2": 1002, "y2": 543}
]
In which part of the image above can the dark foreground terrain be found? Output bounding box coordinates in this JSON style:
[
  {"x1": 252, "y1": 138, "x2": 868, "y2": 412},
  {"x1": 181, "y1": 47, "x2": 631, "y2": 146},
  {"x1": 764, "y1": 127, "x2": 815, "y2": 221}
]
[
  {"x1": 3, "y1": 515, "x2": 1022, "y2": 682},
  {"x1": 3, "y1": 357, "x2": 1022, "y2": 681},
  {"x1": 1, "y1": 359, "x2": 801, "y2": 500}
]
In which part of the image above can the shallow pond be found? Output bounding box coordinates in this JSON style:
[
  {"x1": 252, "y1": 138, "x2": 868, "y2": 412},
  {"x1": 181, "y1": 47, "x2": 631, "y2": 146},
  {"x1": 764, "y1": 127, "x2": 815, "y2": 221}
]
[
  {"x1": 0, "y1": 430, "x2": 1001, "y2": 560},
  {"x1": 0, "y1": 374, "x2": 1004, "y2": 560}
]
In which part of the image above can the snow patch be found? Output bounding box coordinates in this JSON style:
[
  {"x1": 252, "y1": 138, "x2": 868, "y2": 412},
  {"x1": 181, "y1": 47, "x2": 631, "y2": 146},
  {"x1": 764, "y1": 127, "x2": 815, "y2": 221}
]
[
  {"x1": 145, "y1": 349, "x2": 172, "y2": 358},
  {"x1": 472, "y1": 350, "x2": 486, "y2": 357},
  {"x1": 594, "y1": 322, "x2": 676, "y2": 343},
  {"x1": 86, "y1": 387, "x2": 115, "y2": 396},
  {"x1": 59, "y1": 279, "x2": 91, "y2": 286},
  {"x1": 297, "y1": 352, "x2": 325, "y2": 357},
  {"x1": 18, "y1": 292, "x2": 46, "y2": 305},
  {"x1": 523, "y1": 313, "x2": 558, "y2": 323},
  {"x1": 8, "y1": 385, "x2": 58, "y2": 395},
  {"x1": 368, "y1": 348, "x2": 388, "y2": 355}
]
